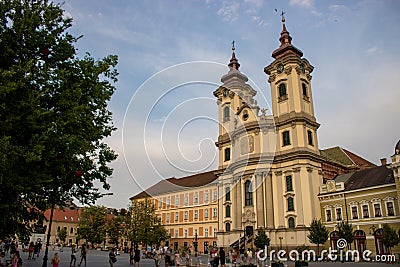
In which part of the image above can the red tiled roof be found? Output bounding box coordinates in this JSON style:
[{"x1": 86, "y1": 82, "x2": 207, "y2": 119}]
[
  {"x1": 342, "y1": 148, "x2": 376, "y2": 168},
  {"x1": 44, "y1": 208, "x2": 81, "y2": 223}
]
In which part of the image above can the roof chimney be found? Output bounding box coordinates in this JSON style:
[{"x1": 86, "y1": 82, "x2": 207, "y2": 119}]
[{"x1": 380, "y1": 158, "x2": 387, "y2": 166}]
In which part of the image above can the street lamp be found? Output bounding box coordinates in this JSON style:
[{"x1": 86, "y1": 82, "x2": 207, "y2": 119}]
[{"x1": 278, "y1": 237, "x2": 283, "y2": 251}]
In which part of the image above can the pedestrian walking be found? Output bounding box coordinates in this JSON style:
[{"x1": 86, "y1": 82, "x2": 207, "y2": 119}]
[
  {"x1": 70, "y1": 244, "x2": 77, "y2": 267},
  {"x1": 78, "y1": 244, "x2": 87, "y2": 266},
  {"x1": 154, "y1": 247, "x2": 162, "y2": 267},
  {"x1": 109, "y1": 248, "x2": 117, "y2": 267},
  {"x1": 28, "y1": 242, "x2": 34, "y2": 260},
  {"x1": 52, "y1": 253, "x2": 60, "y2": 267},
  {"x1": 133, "y1": 245, "x2": 141, "y2": 267},
  {"x1": 219, "y1": 247, "x2": 226, "y2": 267}
]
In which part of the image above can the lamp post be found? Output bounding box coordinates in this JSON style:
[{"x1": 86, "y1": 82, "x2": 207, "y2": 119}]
[
  {"x1": 278, "y1": 237, "x2": 283, "y2": 251},
  {"x1": 193, "y1": 233, "x2": 198, "y2": 257}
]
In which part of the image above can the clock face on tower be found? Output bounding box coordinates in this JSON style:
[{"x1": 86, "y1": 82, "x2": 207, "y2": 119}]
[
  {"x1": 277, "y1": 64, "x2": 284, "y2": 74},
  {"x1": 223, "y1": 89, "x2": 229, "y2": 97}
]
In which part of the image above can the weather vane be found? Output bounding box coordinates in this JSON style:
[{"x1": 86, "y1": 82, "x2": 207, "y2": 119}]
[
  {"x1": 280, "y1": 11, "x2": 286, "y2": 22},
  {"x1": 232, "y1": 40, "x2": 235, "y2": 50}
]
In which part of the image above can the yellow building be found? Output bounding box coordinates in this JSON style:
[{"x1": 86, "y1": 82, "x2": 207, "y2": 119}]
[
  {"x1": 131, "y1": 171, "x2": 219, "y2": 253},
  {"x1": 318, "y1": 141, "x2": 400, "y2": 255},
  {"x1": 214, "y1": 17, "x2": 323, "y2": 251}
]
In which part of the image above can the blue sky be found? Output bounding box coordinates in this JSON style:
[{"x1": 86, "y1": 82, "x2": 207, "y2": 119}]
[{"x1": 58, "y1": 0, "x2": 400, "y2": 208}]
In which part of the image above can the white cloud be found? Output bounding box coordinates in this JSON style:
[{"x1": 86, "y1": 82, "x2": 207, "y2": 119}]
[
  {"x1": 217, "y1": 0, "x2": 240, "y2": 22},
  {"x1": 329, "y1": 4, "x2": 347, "y2": 12},
  {"x1": 365, "y1": 47, "x2": 379, "y2": 55}
]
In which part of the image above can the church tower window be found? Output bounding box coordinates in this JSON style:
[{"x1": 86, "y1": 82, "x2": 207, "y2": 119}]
[
  {"x1": 286, "y1": 175, "x2": 293, "y2": 192},
  {"x1": 307, "y1": 130, "x2": 314, "y2": 146},
  {"x1": 225, "y1": 187, "x2": 231, "y2": 201},
  {"x1": 302, "y1": 83, "x2": 308, "y2": 97},
  {"x1": 282, "y1": 131, "x2": 291, "y2": 146},
  {"x1": 225, "y1": 205, "x2": 231, "y2": 218},
  {"x1": 288, "y1": 217, "x2": 295, "y2": 228},
  {"x1": 223, "y1": 106, "x2": 230, "y2": 122},
  {"x1": 287, "y1": 197, "x2": 294, "y2": 211},
  {"x1": 278, "y1": 83, "x2": 287, "y2": 100},
  {"x1": 244, "y1": 180, "x2": 253, "y2": 206},
  {"x1": 224, "y1": 147, "x2": 231, "y2": 161}
]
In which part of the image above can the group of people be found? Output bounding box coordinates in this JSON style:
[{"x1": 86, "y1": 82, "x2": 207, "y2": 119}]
[
  {"x1": 0, "y1": 240, "x2": 25, "y2": 267},
  {"x1": 27, "y1": 241, "x2": 43, "y2": 260}
]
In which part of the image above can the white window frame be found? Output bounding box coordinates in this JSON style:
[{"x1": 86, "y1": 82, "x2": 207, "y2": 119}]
[
  {"x1": 175, "y1": 212, "x2": 179, "y2": 221},
  {"x1": 175, "y1": 196, "x2": 180, "y2": 206},
  {"x1": 204, "y1": 192, "x2": 209, "y2": 203},
  {"x1": 372, "y1": 202, "x2": 382, "y2": 217},
  {"x1": 213, "y1": 191, "x2": 217, "y2": 201},
  {"x1": 184, "y1": 195, "x2": 189, "y2": 206},
  {"x1": 362, "y1": 204, "x2": 370, "y2": 218},
  {"x1": 175, "y1": 230, "x2": 178, "y2": 238},
  {"x1": 194, "y1": 229, "x2": 198, "y2": 236},
  {"x1": 385, "y1": 201, "x2": 395, "y2": 216},
  {"x1": 184, "y1": 211, "x2": 188, "y2": 220},
  {"x1": 166, "y1": 213, "x2": 170, "y2": 223},
  {"x1": 336, "y1": 207, "x2": 342, "y2": 221},
  {"x1": 194, "y1": 193, "x2": 199, "y2": 204},
  {"x1": 194, "y1": 210, "x2": 198, "y2": 220},
  {"x1": 350, "y1": 205, "x2": 359, "y2": 220},
  {"x1": 213, "y1": 208, "x2": 217, "y2": 218},
  {"x1": 214, "y1": 228, "x2": 217, "y2": 237},
  {"x1": 325, "y1": 208, "x2": 332, "y2": 222},
  {"x1": 158, "y1": 198, "x2": 162, "y2": 208},
  {"x1": 204, "y1": 228, "x2": 209, "y2": 237},
  {"x1": 184, "y1": 229, "x2": 188, "y2": 238},
  {"x1": 204, "y1": 209, "x2": 209, "y2": 218},
  {"x1": 166, "y1": 198, "x2": 171, "y2": 207}
]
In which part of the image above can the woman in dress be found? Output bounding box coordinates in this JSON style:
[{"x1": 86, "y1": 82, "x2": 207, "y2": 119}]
[{"x1": 52, "y1": 253, "x2": 60, "y2": 267}]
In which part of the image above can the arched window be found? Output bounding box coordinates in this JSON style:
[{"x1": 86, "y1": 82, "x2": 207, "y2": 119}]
[
  {"x1": 287, "y1": 197, "x2": 294, "y2": 211},
  {"x1": 288, "y1": 217, "x2": 295, "y2": 228},
  {"x1": 244, "y1": 180, "x2": 253, "y2": 206},
  {"x1": 279, "y1": 83, "x2": 287, "y2": 99},
  {"x1": 225, "y1": 222, "x2": 231, "y2": 232},
  {"x1": 225, "y1": 205, "x2": 231, "y2": 218},
  {"x1": 224, "y1": 106, "x2": 230, "y2": 121}
]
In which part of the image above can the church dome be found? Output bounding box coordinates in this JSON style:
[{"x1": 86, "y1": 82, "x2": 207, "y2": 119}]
[{"x1": 395, "y1": 139, "x2": 400, "y2": 155}]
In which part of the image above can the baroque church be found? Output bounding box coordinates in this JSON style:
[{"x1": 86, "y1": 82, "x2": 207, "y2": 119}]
[
  {"x1": 131, "y1": 17, "x2": 400, "y2": 254},
  {"x1": 214, "y1": 16, "x2": 323, "y2": 249}
]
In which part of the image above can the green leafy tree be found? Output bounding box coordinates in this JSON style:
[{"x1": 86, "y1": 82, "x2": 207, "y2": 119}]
[
  {"x1": 254, "y1": 228, "x2": 271, "y2": 249},
  {"x1": 338, "y1": 221, "x2": 354, "y2": 249},
  {"x1": 107, "y1": 214, "x2": 125, "y2": 249},
  {"x1": 77, "y1": 206, "x2": 108, "y2": 245},
  {"x1": 127, "y1": 198, "x2": 169, "y2": 246},
  {"x1": 381, "y1": 224, "x2": 400, "y2": 254},
  {"x1": 57, "y1": 227, "x2": 67, "y2": 244},
  {"x1": 307, "y1": 218, "x2": 329, "y2": 254},
  {"x1": 0, "y1": 0, "x2": 118, "y2": 239}
]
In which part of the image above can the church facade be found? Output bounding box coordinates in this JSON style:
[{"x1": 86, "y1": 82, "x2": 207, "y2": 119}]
[{"x1": 214, "y1": 18, "x2": 323, "y2": 250}]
